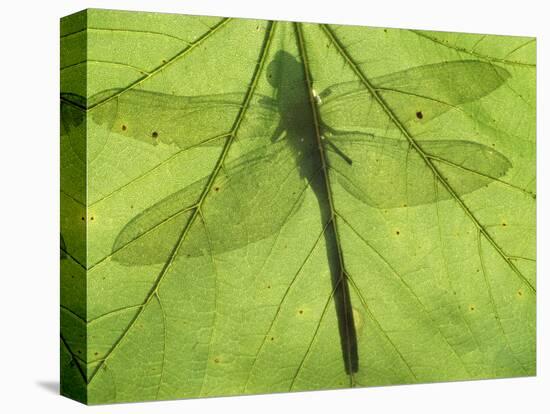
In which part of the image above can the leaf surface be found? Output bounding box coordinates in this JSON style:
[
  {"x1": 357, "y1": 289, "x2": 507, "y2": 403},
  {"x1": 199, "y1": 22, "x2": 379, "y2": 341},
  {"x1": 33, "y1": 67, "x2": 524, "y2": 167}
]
[{"x1": 60, "y1": 9, "x2": 536, "y2": 404}]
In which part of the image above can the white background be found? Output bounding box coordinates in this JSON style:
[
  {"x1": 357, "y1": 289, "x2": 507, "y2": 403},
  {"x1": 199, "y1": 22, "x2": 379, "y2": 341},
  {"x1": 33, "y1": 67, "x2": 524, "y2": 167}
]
[{"x1": 0, "y1": 0, "x2": 547, "y2": 412}]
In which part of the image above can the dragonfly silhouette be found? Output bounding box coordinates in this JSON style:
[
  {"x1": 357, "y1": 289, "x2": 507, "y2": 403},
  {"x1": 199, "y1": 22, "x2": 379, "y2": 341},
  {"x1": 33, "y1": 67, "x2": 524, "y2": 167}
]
[{"x1": 61, "y1": 50, "x2": 512, "y2": 375}]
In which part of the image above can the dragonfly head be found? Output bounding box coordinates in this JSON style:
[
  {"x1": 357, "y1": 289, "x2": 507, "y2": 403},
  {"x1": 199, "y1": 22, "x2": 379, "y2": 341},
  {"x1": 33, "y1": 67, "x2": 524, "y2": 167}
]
[{"x1": 266, "y1": 50, "x2": 302, "y2": 90}]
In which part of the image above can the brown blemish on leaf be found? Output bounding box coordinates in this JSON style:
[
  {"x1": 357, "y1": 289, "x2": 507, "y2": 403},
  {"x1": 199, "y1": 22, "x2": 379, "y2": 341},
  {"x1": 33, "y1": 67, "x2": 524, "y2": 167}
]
[
  {"x1": 470, "y1": 305, "x2": 475, "y2": 311},
  {"x1": 214, "y1": 358, "x2": 220, "y2": 363},
  {"x1": 416, "y1": 111, "x2": 423, "y2": 119},
  {"x1": 152, "y1": 131, "x2": 159, "y2": 139},
  {"x1": 298, "y1": 309, "x2": 304, "y2": 315},
  {"x1": 121, "y1": 124, "x2": 127, "y2": 131}
]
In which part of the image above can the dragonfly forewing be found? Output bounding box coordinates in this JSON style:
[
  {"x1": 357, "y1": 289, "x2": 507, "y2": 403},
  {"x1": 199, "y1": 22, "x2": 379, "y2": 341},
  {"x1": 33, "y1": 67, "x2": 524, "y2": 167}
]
[
  {"x1": 319, "y1": 60, "x2": 511, "y2": 134},
  {"x1": 90, "y1": 89, "x2": 279, "y2": 149}
]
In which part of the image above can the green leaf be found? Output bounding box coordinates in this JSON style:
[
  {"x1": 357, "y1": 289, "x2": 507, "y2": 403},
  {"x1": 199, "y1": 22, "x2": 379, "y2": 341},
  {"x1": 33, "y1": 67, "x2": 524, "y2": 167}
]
[{"x1": 60, "y1": 9, "x2": 536, "y2": 404}]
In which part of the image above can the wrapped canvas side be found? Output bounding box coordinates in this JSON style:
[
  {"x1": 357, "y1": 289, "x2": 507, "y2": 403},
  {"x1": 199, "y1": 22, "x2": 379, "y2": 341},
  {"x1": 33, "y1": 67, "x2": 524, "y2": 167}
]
[{"x1": 60, "y1": 9, "x2": 88, "y2": 404}]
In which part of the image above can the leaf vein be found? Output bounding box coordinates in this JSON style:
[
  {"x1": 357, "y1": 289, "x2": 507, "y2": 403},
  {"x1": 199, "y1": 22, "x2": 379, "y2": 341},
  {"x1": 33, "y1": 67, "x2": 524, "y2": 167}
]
[{"x1": 409, "y1": 30, "x2": 535, "y2": 68}]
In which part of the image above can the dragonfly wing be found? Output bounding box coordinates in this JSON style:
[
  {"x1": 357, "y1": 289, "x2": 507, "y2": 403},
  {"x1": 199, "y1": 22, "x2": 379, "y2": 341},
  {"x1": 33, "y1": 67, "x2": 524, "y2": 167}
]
[
  {"x1": 326, "y1": 134, "x2": 511, "y2": 209},
  {"x1": 86, "y1": 89, "x2": 279, "y2": 150},
  {"x1": 60, "y1": 98, "x2": 87, "y2": 163},
  {"x1": 198, "y1": 141, "x2": 316, "y2": 258},
  {"x1": 112, "y1": 138, "x2": 314, "y2": 265},
  {"x1": 111, "y1": 173, "x2": 206, "y2": 266},
  {"x1": 319, "y1": 60, "x2": 510, "y2": 133}
]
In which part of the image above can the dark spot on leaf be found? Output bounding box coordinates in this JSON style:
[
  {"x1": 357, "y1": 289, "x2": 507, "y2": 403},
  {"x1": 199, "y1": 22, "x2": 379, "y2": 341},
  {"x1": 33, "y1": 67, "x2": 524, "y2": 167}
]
[
  {"x1": 77, "y1": 350, "x2": 81, "y2": 354},
  {"x1": 395, "y1": 230, "x2": 400, "y2": 235},
  {"x1": 81, "y1": 217, "x2": 85, "y2": 221},
  {"x1": 121, "y1": 124, "x2": 127, "y2": 131},
  {"x1": 384, "y1": 29, "x2": 388, "y2": 33},
  {"x1": 214, "y1": 358, "x2": 220, "y2": 363},
  {"x1": 402, "y1": 203, "x2": 407, "y2": 208},
  {"x1": 270, "y1": 337, "x2": 274, "y2": 341},
  {"x1": 502, "y1": 222, "x2": 507, "y2": 227},
  {"x1": 298, "y1": 309, "x2": 303, "y2": 314},
  {"x1": 416, "y1": 111, "x2": 423, "y2": 119},
  {"x1": 518, "y1": 290, "x2": 523, "y2": 296},
  {"x1": 267, "y1": 285, "x2": 271, "y2": 289},
  {"x1": 94, "y1": 352, "x2": 99, "y2": 356},
  {"x1": 214, "y1": 187, "x2": 220, "y2": 192},
  {"x1": 152, "y1": 131, "x2": 159, "y2": 138},
  {"x1": 470, "y1": 306, "x2": 475, "y2": 311},
  {"x1": 90, "y1": 216, "x2": 94, "y2": 221}
]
